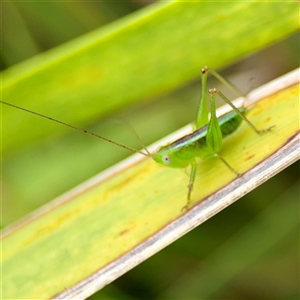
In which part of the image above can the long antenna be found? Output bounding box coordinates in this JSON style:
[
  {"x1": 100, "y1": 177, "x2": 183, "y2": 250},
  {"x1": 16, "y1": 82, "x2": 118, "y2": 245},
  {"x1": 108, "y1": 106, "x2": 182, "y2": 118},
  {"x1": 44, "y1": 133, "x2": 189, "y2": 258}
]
[
  {"x1": 116, "y1": 118, "x2": 152, "y2": 157},
  {"x1": 1, "y1": 100, "x2": 150, "y2": 157}
]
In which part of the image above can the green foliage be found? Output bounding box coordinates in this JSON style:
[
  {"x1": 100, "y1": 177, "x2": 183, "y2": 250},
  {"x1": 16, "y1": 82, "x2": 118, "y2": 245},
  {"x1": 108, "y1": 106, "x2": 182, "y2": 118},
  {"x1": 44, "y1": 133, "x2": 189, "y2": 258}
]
[
  {"x1": 1, "y1": 2, "x2": 299, "y2": 299},
  {"x1": 2, "y1": 0, "x2": 298, "y2": 225}
]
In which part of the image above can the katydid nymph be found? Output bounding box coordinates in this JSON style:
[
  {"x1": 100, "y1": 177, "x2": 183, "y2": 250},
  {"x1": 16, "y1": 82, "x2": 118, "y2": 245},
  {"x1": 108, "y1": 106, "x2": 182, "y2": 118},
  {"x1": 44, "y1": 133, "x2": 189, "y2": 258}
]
[{"x1": 1, "y1": 66, "x2": 273, "y2": 211}]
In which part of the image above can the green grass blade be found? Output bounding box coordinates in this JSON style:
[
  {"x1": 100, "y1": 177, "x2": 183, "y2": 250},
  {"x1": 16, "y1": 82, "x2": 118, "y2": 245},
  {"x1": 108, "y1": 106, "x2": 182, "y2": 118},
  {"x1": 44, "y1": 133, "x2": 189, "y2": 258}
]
[
  {"x1": 2, "y1": 1, "x2": 299, "y2": 153},
  {"x1": 2, "y1": 69, "x2": 299, "y2": 299},
  {"x1": 2, "y1": 1, "x2": 299, "y2": 225}
]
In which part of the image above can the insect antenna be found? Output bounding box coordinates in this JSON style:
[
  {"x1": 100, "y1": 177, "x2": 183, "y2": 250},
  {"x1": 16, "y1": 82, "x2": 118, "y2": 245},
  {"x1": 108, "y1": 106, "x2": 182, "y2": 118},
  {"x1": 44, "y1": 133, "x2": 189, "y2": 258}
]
[
  {"x1": 116, "y1": 118, "x2": 152, "y2": 157},
  {"x1": 1, "y1": 100, "x2": 150, "y2": 157}
]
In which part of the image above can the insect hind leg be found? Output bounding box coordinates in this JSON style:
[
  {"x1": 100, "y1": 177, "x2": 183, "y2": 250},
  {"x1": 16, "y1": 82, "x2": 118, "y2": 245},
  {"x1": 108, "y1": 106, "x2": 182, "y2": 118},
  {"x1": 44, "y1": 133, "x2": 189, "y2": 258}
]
[{"x1": 209, "y1": 88, "x2": 274, "y2": 135}]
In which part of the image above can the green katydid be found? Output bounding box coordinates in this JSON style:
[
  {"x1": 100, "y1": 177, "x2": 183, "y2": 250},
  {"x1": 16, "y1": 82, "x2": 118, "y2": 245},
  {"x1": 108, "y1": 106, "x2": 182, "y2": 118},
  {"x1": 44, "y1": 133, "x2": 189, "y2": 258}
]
[{"x1": 1, "y1": 66, "x2": 273, "y2": 210}]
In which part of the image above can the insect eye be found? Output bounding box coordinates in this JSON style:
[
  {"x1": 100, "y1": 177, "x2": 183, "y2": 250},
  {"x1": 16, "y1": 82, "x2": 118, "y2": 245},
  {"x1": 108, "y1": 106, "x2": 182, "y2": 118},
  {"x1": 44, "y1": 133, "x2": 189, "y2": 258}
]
[{"x1": 162, "y1": 155, "x2": 171, "y2": 165}]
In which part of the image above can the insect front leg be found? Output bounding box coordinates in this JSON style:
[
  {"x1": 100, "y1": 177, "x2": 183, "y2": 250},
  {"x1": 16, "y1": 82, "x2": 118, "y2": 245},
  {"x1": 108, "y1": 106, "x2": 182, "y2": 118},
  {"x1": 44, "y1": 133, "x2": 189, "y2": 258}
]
[{"x1": 182, "y1": 162, "x2": 197, "y2": 212}]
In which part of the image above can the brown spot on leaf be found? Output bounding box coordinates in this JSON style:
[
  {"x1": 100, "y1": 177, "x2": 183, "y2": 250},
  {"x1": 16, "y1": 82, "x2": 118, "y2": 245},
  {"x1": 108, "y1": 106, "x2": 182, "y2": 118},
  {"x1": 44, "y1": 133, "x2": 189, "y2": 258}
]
[{"x1": 245, "y1": 154, "x2": 255, "y2": 161}]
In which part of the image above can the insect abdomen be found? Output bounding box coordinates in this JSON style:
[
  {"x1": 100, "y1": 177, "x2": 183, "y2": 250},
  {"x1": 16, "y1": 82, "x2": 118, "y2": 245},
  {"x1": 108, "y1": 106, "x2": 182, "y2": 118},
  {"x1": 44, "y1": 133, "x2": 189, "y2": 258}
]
[{"x1": 220, "y1": 108, "x2": 245, "y2": 137}]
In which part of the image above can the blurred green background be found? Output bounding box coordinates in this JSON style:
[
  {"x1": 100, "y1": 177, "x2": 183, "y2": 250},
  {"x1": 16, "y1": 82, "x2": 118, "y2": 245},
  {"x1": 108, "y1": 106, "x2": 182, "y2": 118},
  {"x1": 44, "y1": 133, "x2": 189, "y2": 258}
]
[{"x1": 2, "y1": 2, "x2": 299, "y2": 299}]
